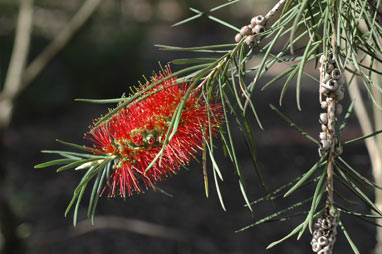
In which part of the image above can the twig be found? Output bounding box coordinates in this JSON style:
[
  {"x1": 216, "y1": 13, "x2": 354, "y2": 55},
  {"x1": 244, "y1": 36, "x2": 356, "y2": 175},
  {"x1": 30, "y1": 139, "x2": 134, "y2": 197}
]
[
  {"x1": 264, "y1": 0, "x2": 288, "y2": 21},
  {"x1": 28, "y1": 216, "x2": 217, "y2": 252},
  {"x1": 0, "y1": 0, "x2": 103, "y2": 104},
  {"x1": 0, "y1": 0, "x2": 33, "y2": 128},
  {"x1": 346, "y1": 70, "x2": 382, "y2": 254},
  {"x1": 72, "y1": 216, "x2": 187, "y2": 241}
]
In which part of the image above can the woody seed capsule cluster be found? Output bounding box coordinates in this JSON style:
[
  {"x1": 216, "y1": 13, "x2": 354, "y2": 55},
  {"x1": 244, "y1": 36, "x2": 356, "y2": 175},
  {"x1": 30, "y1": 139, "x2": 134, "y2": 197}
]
[
  {"x1": 311, "y1": 208, "x2": 339, "y2": 254},
  {"x1": 234, "y1": 15, "x2": 266, "y2": 47},
  {"x1": 318, "y1": 53, "x2": 345, "y2": 157}
]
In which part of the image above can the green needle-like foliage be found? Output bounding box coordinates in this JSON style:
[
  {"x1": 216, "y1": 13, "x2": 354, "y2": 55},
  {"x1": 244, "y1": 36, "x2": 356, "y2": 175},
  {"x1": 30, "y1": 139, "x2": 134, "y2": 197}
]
[{"x1": 35, "y1": 0, "x2": 382, "y2": 252}]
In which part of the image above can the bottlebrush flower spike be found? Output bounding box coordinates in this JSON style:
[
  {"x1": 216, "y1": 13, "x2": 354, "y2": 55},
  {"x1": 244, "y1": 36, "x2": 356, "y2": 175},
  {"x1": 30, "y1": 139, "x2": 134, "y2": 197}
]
[{"x1": 87, "y1": 66, "x2": 221, "y2": 197}]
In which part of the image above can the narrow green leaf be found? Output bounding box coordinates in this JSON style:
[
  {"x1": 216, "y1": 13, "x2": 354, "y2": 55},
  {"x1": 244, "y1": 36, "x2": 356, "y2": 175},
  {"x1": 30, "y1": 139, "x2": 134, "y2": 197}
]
[
  {"x1": 261, "y1": 67, "x2": 294, "y2": 91},
  {"x1": 337, "y1": 217, "x2": 360, "y2": 254},
  {"x1": 90, "y1": 161, "x2": 110, "y2": 224},
  {"x1": 247, "y1": 176, "x2": 319, "y2": 207},
  {"x1": 296, "y1": 42, "x2": 320, "y2": 110},
  {"x1": 219, "y1": 79, "x2": 252, "y2": 211},
  {"x1": 88, "y1": 170, "x2": 102, "y2": 218},
  {"x1": 266, "y1": 211, "x2": 321, "y2": 249},
  {"x1": 155, "y1": 43, "x2": 235, "y2": 52},
  {"x1": 172, "y1": 13, "x2": 203, "y2": 27},
  {"x1": 65, "y1": 166, "x2": 96, "y2": 218},
  {"x1": 289, "y1": 0, "x2": 309, "y2": 53},
  {"x1": 56, "y1": 158, "x2": 102, "y2": 172},
  {"x1": 336, "y1": 167, "x2": 382, "y2": 216},
  {"x1": 344, "y1": 129, "x2": 382, "y2": 144},
  {"x1": 34, "y1": 158, "x2": 76, "y2": 168},
  {"x1": 73, "y1": 183, "x2": 87, "y2": 227},
  {"x1": 298, "y1": 167, "x2": 326, "y2": 239},
  {"x1": 75, "y1": 98, "x2": 126, "y2": 104},
  {"x1": 237, "y1": 197, "x2": 312, "y2": 232},
  {"x1": 209, "y1": 0, "x2": 240, "y2": 12},
  {"x1": 337, "y1": 157, "x2": 382, "y2": 190},
  {"x1": 171, "y1": 58, "x2": 217, "y2": 65},
  {"x1": 340, "y1": 100, "x2": 355, "y2": 131},
  {"x1": 284, "y1": 156, "x2": 326, "y2": 197},
  {"x1": 212, "y1": 158, "x2": 226, "y2": 211},
  {"x1": 279, "y1": 66, "x2": 299, "y2": 105},
  {"x1": 41, "y1": 150, "x2": 104, "y2": 159},
  {"x1": 56, "y1": 139, "x2": 96, "y2": 153},
  {"x1": 270, "y1": 104, "x2": 319, "y2": 144}
]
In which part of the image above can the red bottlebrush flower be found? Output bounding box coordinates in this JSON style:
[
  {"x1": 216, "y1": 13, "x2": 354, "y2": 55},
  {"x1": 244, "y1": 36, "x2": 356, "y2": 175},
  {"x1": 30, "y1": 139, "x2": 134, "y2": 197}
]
[{"x1": 87, "y1": 67, "x2": 221, "y2": 197}]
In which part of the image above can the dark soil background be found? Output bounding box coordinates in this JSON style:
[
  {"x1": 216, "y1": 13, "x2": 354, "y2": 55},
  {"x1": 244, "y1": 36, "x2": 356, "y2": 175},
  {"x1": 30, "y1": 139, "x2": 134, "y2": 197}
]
[{"x1": 0, "y1": 1, "x2": 377, "y2": 253}]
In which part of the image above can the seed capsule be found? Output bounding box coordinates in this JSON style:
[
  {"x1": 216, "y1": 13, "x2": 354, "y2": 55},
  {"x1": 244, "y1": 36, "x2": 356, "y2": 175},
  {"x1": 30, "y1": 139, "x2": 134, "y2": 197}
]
[
  {"x1": 313, "y1": 230, "x2": 322, "y2": 239},
  {"x1": 320, "y1": 113, "x2": 328, "y2": 124},
  {"x1": 251, "y1": 15, "x2": 266, "y2": 26},
  {"x1": 321, "y1": 124, "x2": 328, "y2": 132},
  {"x1": 321, "y1": 100, "x2": 328, "y2": 109},
  {"x1": 337, "y1": 76, "x2": 345, "y2": 86},
  {"x1": 326, "y1": 63, "x2": 334, "y2": 73},
  {"x1": 319, "y1": 132, "x2": 327, "y2": 140},
  {"x1": 321, "y1": 140, "x2": 330, "y2": 150},
  {"x1": 235, "y1": 33, "x2": 243, "y2": 42},
  {"x1": 323, "y1": 79, "x2": 339, "y2": 91},
  {"x1": 320, "y1": 55, "x2": 326, "y2": 63},
  {"x1": 318, "y1": 236, "x2": 328, "y2": 246},
  {"x1": 240, "y1": 25, "x2": 251, "y2": 36},
  {"x1": 252, "y1": 24, "x2": 265, "y2": 34},
  {"x1": 327, "y1": 52, "x2": 336, "y2": 63},
  {"x1": 329, "y1": 208, "x2": 338, "y2": 217},
  {"x1": 335, "y1": 103, "x2": 343, "y2": 115},
  {"x1": 328, "y1": 235, "x2": 336, "y2": 243},
  {"x1": 312, "y1": 242, "x2": 321, "y2": 252},
  {"x1": 245, "y1": 35, "x2": 255, "y2": 46},
  {"x1": 323, "y1": 73, "x2": 331, "y2": 83},
  {"x1": 331, "y1": 68, "x2": 342, "y2": 80},
  {"x1": 335, "y1": 85, "x2": 345, "y2": 96},
  {"x1": 318, "y1": 249, "x2": 329, "y2": 254},
  {"x1": 321, "y1": 218, "x2": 332, "y2": 229},
  {"x1": 336, "y1": 92, "x2": 344, "y2": 101},
  {"x1": 321, "y1": 86, "x2": 329, "y2": 96}
]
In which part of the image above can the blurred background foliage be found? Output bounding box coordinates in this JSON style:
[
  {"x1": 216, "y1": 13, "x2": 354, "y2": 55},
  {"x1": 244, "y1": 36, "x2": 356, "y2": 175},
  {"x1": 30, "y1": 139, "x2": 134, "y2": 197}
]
[{"x1": 0, "y1": 0, "x2": 376, "y2": 253}]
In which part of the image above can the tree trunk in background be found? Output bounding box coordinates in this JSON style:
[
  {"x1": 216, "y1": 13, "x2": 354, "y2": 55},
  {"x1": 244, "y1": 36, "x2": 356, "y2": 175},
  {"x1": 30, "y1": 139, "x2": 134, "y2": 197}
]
[
  {"x1": 372, "y1": 64, "x2": 382, "y2": 254},
  {"x1": 0, "y1": 130, "x2": 23, "y2": 254},
  {"x1": 345, "y1": 70, "x2": 382, "y2": 254}
]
